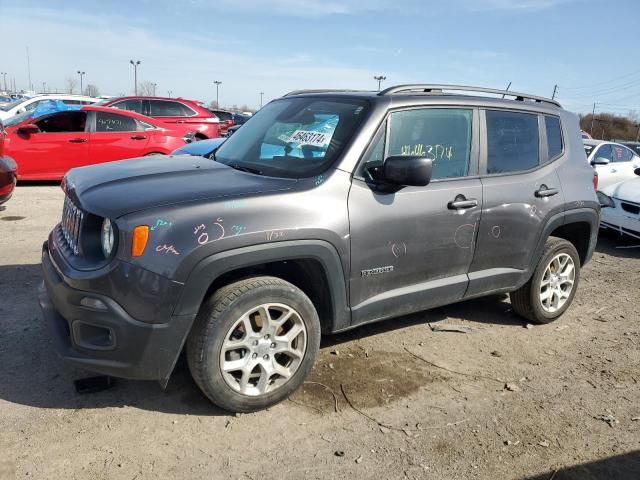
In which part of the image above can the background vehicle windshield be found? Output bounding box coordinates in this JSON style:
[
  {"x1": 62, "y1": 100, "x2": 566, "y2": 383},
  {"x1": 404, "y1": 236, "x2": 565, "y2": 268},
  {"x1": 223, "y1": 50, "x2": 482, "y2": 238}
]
[
  {"x1": 0, "y1": 99, "x2": 24, "y2": 111},
  {"x1": 3, "y1": 111, "x2": 33, "y2": 127},
  {"x1": 214, "y1": 97, "x2": 370, "y2": 178}
]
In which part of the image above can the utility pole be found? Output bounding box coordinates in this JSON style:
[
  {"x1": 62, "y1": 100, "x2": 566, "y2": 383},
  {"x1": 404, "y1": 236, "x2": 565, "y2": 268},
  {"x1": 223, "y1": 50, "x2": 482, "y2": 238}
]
[
  {"x1": 129, "y1": 60, "x2": 141, "y2": 95},
  {"x1": 213, "y1": 80, "x2": 222, "y2": 108},
  {"x1": 590, "y1": 103, "x2": 596, "y2": 136},
  {"x1": 42, "y1": 81, "x2": 46, "y2": 93},
  {"x1": 26, "y1": 46, "x2": 32, "y2": 91},
  {"x1": 167, "y1": 90, "x2": 172, "y2": 98},
  {"x1": 77, "y1": 71, "x2": 85, "y2": 94},
  {"x1": 259, "y1": 91, "x2": 264, "y2": 108},
  {"x1": 0, "y1": 72, "x2": 6, "y2": 92},
  {"x1": 152, "y1": 83, "x2": 157, "y2": 96},
  {"x1": 551, "y1": 84, "x2": 557, "y2": 100},
  {"x1": 636, "y1": 123, "x2": 640, "y2": 142},
  {"x1": 374, "y1": 75, "x2": 386, "y2": 91}
]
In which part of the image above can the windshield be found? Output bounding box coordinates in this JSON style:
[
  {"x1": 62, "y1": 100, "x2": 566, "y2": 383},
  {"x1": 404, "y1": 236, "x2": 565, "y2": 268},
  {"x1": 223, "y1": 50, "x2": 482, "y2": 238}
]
[
  {"x1": 214, "y1": 97, "x2": 370, "y2": 178},
  {"x1": 3, "y1": 111, "x2": 33, "y2": 128},
  {"x1": 0, "y1": 99, "x2": 24, "y2": 112}
]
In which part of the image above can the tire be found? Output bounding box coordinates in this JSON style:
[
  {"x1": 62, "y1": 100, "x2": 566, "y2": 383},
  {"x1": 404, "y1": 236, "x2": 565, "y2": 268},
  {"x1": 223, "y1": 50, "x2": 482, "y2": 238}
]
[
  {"x1": 186, "y1": 276, "x2": 321, "y2": 412},
  {"x1": 510, "y1": 237, "x2": 581, "y2": 324}
]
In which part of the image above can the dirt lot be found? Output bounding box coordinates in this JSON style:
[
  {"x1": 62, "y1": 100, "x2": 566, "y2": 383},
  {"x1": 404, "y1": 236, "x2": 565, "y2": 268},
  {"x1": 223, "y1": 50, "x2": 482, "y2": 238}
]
[{"x1": 1, "y1": 185, "x2": 639, "y2": 480}]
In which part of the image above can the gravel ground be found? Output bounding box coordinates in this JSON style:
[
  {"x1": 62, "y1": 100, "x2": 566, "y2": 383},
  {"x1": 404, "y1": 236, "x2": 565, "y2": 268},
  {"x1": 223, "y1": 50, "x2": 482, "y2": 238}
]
[{"x1": 1, "y1": 185, "x2": 639, "y2": 480}]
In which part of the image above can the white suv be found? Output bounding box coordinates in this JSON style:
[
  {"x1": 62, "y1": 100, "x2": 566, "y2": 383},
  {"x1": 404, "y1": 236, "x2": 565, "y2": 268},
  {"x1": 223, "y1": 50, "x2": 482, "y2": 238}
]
[
  {"x1": 584, "y1": 139, "x2": 640, "y2": 189},
  {"x1": 0, "y1": 94, "x2": 99, "y2": 121}
]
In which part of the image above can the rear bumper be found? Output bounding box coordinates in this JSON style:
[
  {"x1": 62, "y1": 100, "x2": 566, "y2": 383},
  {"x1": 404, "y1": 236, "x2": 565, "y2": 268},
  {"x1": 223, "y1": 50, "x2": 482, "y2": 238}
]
[{"x1": 39, "y1": 241, "x2": 195, "y2": 381}]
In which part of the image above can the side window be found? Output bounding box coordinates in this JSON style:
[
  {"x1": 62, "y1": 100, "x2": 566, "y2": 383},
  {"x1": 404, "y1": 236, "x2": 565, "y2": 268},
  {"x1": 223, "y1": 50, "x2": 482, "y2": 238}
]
[
  {"x1": 612, "y1": 145, "x2": 634, "y2": 162},
  {"x1": 594, "y1": 144, "x2": 612, "y2": 161},
  {"x1": 358, "y1": 123, "x2": 386, "y2": 177},
  {"x1": 545, "y1": 116, "x2": 563, "y2": 160},
  {"x1": 35, "y1": 111, "x2": 87, "y2": 133},
  {"x1": 95, "y1": 111, "x2": 138, "y2": 132},
  {"x1": 24, "y1": 100, "x2": 44, "y2": 112},
  {"x1": 486, "y1": 110, "x2": 539, "y2": 174},
  {"x1": 136, "y1": 120, "x2": 156, "y2": 131},
  {"x1": 149, "y1": 100, "x2": 193, "y2": 117},
  {"x1": 385, "y1": 108, "x2": 472, "y2": 180},
  {"x1": 112, "y1": 99, "x2": 143, "y2": 114}
]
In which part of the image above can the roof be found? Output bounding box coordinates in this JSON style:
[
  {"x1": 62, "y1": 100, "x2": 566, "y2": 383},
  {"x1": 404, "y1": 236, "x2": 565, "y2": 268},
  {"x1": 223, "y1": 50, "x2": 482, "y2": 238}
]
[{"x1": 104, "y1": 95, "x2": 201, "y2": 104}]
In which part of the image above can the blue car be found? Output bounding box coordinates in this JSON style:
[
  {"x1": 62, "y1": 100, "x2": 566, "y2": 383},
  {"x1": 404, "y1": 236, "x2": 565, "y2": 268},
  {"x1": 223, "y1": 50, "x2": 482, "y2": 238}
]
[{"x1": 172, "y1": 137, "x2": 226, "y2": 156}]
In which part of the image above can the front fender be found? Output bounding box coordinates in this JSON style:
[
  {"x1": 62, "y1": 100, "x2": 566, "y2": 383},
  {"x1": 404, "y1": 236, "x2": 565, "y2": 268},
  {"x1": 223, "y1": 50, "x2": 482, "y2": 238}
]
[{"x1": 172, "y1": 240, "x2": 351, "y2": 332}]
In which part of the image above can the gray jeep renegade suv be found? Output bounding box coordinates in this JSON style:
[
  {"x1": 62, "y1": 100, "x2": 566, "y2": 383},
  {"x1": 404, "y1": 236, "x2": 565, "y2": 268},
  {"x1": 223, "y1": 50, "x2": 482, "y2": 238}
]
[{"x1": 39, "y1": 84, "x2": 599, "y2": 412}]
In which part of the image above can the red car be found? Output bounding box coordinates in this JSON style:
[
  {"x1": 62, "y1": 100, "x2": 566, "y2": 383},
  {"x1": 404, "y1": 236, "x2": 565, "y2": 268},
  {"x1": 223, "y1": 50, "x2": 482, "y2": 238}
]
[
  {"x1": 99, "y1": 96, "x2": 223, "y2": 138},
  {"x1": 1, "y1": 105, "x2": 195, "y2": 180}
]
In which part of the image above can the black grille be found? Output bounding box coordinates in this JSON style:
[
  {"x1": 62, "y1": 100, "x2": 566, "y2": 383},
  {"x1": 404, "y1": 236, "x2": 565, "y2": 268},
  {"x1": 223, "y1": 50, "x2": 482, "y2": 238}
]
[
  {"x1": 61, "y1": 195, "x2": 84, "y2": 255},
  {"x1": 621, "y1": 202, "x2": 640, "y2": 215}
]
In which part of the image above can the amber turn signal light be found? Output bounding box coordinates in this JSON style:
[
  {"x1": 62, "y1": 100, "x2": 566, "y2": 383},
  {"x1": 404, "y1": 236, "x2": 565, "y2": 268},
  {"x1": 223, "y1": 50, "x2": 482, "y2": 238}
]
[{"x1": 131, "y1": 226, "x2": 149, "y2": 257}]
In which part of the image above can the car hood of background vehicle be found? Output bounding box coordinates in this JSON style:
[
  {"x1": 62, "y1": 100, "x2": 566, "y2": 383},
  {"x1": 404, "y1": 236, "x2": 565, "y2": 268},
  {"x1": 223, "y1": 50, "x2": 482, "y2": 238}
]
[
  {"x1": 64, "y1": 155, "x2": 297, "y2": 218},
  {"x1": 602, "y1": 177, "x2": 640, "y2": 203}
]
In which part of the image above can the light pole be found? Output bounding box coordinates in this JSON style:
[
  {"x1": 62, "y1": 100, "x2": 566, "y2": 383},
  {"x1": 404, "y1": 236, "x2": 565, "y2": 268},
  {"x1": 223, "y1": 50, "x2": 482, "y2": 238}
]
[
  {"x1": 260, "y1": 91, "x2": 264, "y2": 108},
  {"x1": 167, "y1": 90, "x2": 172, "y2": 98},
  {"x1": 42, "y1": 81, "x2": 46, "y2": 93},
  {"x1": 130, "y1": 60, "x2": 141, "y2": 95},
  {"x1": 213, "y1": 80, "x2": 222, "y2": 108},
  {"x1": 0, "y1": 72, "x2": 6, "y2": 92},
  {"x1": 374, "y1": 75, "x2": 386, "y2": 91},
  {"x1": 77, "y1": 71, "x2": 85, "y2": 94},
  {"x1": 152, "y1": 83, "x2": 157, "y2": 96}
]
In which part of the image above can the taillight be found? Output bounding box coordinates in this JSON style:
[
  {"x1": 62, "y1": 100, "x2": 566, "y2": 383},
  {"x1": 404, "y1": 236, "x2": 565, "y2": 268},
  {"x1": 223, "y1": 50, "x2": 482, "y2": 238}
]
[{"x1": 592, "y1": 173, "x2": 598, "y2": 190}]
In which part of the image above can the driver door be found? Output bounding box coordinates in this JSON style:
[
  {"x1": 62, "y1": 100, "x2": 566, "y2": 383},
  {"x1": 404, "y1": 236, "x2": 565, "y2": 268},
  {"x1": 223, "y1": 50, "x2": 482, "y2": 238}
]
[
  {"x1": 348, "y1": 107, "x2": 482, "y2": 324},
  {"x1": 13, "y1": 111, "x2": 89, "y2": 179}
]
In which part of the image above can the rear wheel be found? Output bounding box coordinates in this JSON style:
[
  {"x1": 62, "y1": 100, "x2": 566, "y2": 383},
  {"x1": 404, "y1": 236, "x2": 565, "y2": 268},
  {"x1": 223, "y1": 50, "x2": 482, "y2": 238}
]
[
  {"x1": 186, "y1": 276, "x2": 320, "y2": 412},
  {"x1": 510, "y1": 237, "x2": 580, "y2": 324}
]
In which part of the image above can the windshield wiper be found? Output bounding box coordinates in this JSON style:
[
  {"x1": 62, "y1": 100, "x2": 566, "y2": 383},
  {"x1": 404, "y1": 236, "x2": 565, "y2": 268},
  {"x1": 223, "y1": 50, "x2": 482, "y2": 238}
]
[{"x1": 228, "y1": 163, "x2": 263, "y2": 175}]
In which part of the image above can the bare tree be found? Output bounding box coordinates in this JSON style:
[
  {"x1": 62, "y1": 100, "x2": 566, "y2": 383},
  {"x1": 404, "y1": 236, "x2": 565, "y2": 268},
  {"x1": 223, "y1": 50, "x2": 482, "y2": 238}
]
[
  {"x1": 84, "y1": 84, "x2": 100, "y2": 97},
  {"x1": 208, "y1": 100, "x2": 219, "y2": 110},
  {"x1": 65, "y1": 77, "x2": 78, "y2": 94},
  {"x1": 138, "y1": 81, "x2": 156, "y2": 96}
]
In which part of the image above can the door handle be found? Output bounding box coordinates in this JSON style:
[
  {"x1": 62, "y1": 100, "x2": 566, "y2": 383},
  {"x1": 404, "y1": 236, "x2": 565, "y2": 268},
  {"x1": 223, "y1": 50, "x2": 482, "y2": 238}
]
[
  {"x1": 448, "y1": 195, "x2": 479, "y2": 210},
  {"x1": 610, "y1": 168, "x2": 617, "y2": 173},
  {"x1": 535, "y1": 185, "x2": 559, "y2": 197},
  {"x1": 68, "y1": 138, "x2": 87, "y2": 143},
  {"x1": 176, "y1": 120, "x2": 185, "y2": 123},
  {"x1": 130, "y1": 135, "x2": 147, "y2": 140}
]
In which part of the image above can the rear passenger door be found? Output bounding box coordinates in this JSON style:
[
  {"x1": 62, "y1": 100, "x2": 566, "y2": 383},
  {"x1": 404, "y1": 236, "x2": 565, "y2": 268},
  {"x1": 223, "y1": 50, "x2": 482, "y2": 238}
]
[
  {"x1": 348, "y1": 107, "x2": 482, "y2": 323},
  {"x1": 87, "y1": 110, "x2": 151, "y2": 165},
  {"x1": 466, "y1": 110, "x2": 565, "y2": 297}
]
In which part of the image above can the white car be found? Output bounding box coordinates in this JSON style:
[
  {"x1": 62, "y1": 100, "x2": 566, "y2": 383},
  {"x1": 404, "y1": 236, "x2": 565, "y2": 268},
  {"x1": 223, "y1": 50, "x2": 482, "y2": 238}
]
[
  {"x1": 0, "y1": 94, "x2": 99, "y2": 121},
  {"x1": 584, "y1": 139, "x2": 640, "y2": 189},
  {"x1": 598, "y1": 168, "x2": 640, "y2": 240}
]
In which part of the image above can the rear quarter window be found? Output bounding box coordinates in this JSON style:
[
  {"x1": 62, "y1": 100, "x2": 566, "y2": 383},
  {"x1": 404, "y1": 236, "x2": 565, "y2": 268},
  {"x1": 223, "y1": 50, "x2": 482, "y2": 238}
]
[{"x1": 544, "y1": 116, "x2": 563, "y2": 161}]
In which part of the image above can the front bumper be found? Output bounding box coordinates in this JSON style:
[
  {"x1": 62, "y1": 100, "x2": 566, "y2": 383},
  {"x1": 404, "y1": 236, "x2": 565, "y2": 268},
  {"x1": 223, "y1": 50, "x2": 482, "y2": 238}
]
[{"x1": 39, "y1": 241, "x2": 196, "y2": 381}]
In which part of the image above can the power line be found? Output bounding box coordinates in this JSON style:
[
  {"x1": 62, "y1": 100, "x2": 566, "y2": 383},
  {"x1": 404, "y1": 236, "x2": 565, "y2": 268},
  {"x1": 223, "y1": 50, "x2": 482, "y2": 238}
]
[{"x1": 558, "y1": 68, "x2": 640, "y2": 91}]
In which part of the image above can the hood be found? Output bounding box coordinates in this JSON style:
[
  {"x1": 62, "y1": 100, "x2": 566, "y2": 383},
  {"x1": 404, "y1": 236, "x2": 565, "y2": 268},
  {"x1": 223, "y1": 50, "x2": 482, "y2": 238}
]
[
  {"x1": 602, "y1": 178, "x2": 640, "y2": 203},
  {"x1": 64, "y1": 155, "x2": 297, "y2": 218},
  {"x1": 172, "y1": 137, "x2": 225, "y2": 156}
]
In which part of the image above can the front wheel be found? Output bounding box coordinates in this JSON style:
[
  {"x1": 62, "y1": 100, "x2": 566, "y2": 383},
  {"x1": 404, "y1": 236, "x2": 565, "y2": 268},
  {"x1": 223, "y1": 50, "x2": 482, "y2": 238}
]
[
  {"x1": 510, "y1": 237, "x2": 580, "y2": 324},
  {"x1": 186, "y1": 276, "x2": 321, "y2": 412}
]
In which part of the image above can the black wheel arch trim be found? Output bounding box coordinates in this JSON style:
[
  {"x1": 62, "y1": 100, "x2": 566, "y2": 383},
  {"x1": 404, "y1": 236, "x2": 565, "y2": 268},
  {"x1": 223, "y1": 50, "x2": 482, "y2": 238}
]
[
  {"x1": 526, "y1": 207, "x2": 599, "y2": 284},
  {"x1": 172, "y1": 240, "x2": 351, "y2": 332}
]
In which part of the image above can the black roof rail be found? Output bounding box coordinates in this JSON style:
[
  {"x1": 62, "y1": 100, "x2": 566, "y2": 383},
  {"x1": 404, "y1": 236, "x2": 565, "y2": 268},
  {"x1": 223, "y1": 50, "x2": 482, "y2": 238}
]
[
  {"x1": 283, "y1": 89, "x2": 364, "y2": 97},
  {"x1": 378, "y1": 84, "x2": 561, "y2": 108}
]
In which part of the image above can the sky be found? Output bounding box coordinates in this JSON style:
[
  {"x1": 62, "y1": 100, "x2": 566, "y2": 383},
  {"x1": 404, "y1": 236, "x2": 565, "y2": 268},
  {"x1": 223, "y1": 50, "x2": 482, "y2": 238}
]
[{"x1": 1, "y1": 0, "x2": 640, "y2": 115}]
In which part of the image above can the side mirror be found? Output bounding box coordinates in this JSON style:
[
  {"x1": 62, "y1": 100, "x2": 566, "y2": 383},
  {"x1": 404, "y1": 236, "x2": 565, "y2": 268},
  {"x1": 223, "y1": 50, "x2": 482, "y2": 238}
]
[
  {"x1": 383, "y1": 155, "x2": 432, "y2": 187},
  {"x1": 17, "y1": 124, "x2": 40, "y2": 136},
  {"x1": 591, "y1": 157, "x2": 610, "y2": 166}
]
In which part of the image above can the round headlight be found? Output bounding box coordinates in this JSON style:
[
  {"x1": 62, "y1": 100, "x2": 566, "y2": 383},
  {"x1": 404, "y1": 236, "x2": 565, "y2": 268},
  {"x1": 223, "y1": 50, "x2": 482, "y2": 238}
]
[{"x1": 101, "y1": 218, "x2": 115, "y2": 258}]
